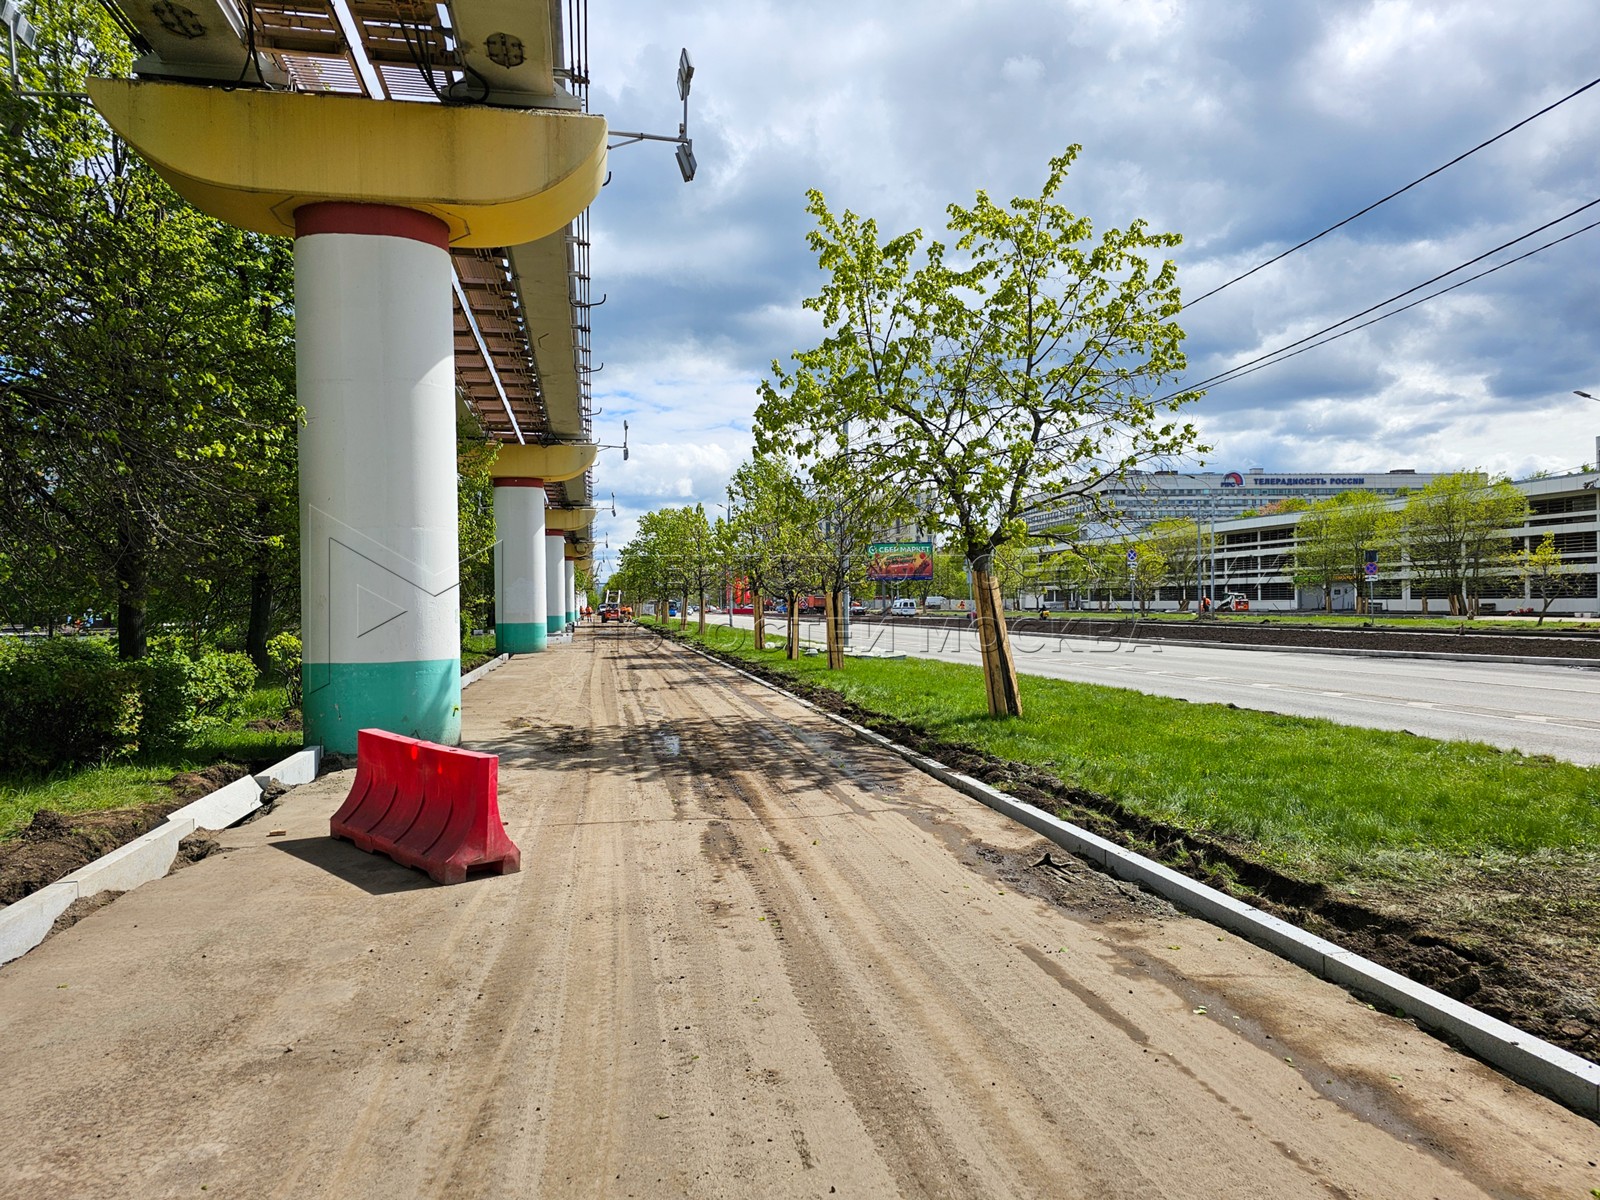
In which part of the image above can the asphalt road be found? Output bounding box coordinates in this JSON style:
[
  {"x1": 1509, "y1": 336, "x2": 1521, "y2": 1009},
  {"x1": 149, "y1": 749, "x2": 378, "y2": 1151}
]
[
  {"x1": 714, "y1": 614, "x2": 1600, "y2": 764},
  {"x1": 1, "y1": 628, "x2": 1591, "y2": 1197}
]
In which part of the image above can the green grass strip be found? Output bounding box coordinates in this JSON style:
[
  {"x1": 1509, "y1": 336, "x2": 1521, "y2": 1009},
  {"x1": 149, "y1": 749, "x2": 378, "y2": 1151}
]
[
  {"x1": 660, "y1": 621, "x2": 1600, "y2": 877},
  {"x1": 0, "y1": 684, "x2": 302, "y2": 841}
]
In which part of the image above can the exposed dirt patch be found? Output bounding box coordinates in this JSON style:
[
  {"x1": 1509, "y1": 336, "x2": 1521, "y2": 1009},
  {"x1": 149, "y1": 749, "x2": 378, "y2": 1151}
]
[
  {"x1": 168, "y1": 831, "x2": 223, "y2": 872},
  {"x1": 0, "y1": 760, "x2": 273, "y2": 908},
  {"x1": 0, "y1": 805, "x2": 177, "y2": 906},
  {"x1": 48, "y1": 889, "x2": 124, "y2": 936},
  {"x1": 245, "y1": 714, "x2": 302, "y2": 733},
  {"x1": 669, "y1": 626, "x2": 1600, "y2": 1064}
]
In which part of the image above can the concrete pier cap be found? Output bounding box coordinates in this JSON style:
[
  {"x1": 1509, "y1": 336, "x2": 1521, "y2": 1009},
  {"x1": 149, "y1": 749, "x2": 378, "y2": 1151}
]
[
  {"x1": 86, "y1": 79, "x2": 607, "y2": 246},
  {"x1": 489, "y1": 443, "x2": 597, "y2": 484}
]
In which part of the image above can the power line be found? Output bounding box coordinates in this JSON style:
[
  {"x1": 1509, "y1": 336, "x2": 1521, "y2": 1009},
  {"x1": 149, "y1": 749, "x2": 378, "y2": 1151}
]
[
  {"x1": 1181, "y1": 196, "x2": 1600, "y2": 394},
  {"x1": 1182, "y1": 215, "x2": 1600, "y2": 396},
  {"x1": 1183, "y1": 74, "x2": 1600, "y2": 309}
]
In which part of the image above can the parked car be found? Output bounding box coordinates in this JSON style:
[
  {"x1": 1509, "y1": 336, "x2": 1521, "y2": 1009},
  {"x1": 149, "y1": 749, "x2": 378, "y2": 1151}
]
[
  {"x1": 848, "y1": 601, "x2": 866, "y2": 617},
  {"x1": 924, "y1": 595, "x2": 948, "y2": 609},
  {"x1": 890, "y1": 598, "x2": 918, "y2": 616}
]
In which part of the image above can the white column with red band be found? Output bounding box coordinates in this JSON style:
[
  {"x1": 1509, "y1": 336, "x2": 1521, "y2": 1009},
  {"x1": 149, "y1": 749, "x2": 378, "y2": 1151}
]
[
  {"x1": 294, "y1": 202, "x2": 462, "y2": 752},
  {"x1": 546, "y1": 532, "x2": 567, "y2": 636},
  {"x1": 493, "y1": 479, "x2": 548, "y2": 653}
]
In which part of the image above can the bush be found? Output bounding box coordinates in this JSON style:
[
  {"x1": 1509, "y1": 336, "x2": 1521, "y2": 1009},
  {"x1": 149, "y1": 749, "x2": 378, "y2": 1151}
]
[
  {"x1": 266, "y1": 632, "x2": 301, "y2": 711},
  {"x1": 0, "y1": 637, "x2": 263, "y2": 772},
  {"x1": 0, "y1": 638, "x2": 142, "y2": 773},
  {"x1": 134, "y1": 644, "x2": 259, "y2": 753}
]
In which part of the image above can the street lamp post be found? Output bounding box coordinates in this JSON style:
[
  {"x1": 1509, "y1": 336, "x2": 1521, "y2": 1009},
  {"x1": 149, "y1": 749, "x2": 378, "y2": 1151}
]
[{"x1": 1577, "y1": 391, "x2": 1599, "y2": 471}]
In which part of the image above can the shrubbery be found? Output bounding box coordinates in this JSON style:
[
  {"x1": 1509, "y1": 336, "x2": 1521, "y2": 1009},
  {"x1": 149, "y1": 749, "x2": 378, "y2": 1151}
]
[
  {"x1": 0, "y1": 637, "x2": 260, "y2": 773},
  {"x1": 0, "y1": 639, "x2": 142, "y2": 773},
  {"x1": 266, "y1": 631, "x2": 301, "y2": 711},
  {"x1": 136, "y1": 639, "x2": 260, "y2": 754}
]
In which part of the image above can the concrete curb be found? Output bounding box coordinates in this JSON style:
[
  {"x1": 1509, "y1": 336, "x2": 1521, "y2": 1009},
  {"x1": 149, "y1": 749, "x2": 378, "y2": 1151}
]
[
  {"x1": 0, "y1": 745, "x2": 323, "y2": 968},
  {"x1": 855, "y1": 619, "x2": 1600, "y2": 670},
  {"x1": 461, "y1": 653, "x2": 510, "y2": 689},
  {"x1": 672, "y1": 635, "x2": 1600, "y2": 1117}
]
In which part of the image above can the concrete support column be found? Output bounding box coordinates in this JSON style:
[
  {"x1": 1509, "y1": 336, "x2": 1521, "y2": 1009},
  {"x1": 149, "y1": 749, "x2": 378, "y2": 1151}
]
[
  {"x1": 296, "y1": 202, "x2": 461, "y2": 753},
  {"x1": 564, "y1": 557, "x2": 577, "y2": 627},
  {"x1": 546, "y1": 532, "x2": 567, "y2": 637},
  {"x1": 493, "y1": 479, "x2": 548, "y2": 653}
]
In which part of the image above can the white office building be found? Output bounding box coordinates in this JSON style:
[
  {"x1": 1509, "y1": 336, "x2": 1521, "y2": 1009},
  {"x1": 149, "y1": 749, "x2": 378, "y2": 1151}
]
[
  {"x1": 1025, "y1": 467, "x2": 1444, "y2": 535},
  {"x1": 1033, "y1": 469, "x2": 1600, "y2": 617}
]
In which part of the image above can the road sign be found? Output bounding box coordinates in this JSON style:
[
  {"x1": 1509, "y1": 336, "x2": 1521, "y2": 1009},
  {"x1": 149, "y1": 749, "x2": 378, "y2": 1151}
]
[
  {"x1": 1364, "y1": 561, "x2": 1378, "y2": 576},
  {"x1": 1127, "y1": 550, "x2": 1138, "y2": 564}
]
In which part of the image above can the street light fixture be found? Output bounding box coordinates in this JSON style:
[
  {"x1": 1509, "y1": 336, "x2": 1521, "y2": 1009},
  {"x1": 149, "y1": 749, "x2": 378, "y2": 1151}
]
[
  {"x1": 1577, "y1": 392, "x2": 1599, "y2": 471},
  {"x1": 608, "y1": 47, "x2": 698, "y2": 183}
]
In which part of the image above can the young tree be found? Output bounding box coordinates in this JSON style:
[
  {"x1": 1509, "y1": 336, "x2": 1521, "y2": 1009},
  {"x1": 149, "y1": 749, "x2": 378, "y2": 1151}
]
[
  {"x1": 756, "y1": 147, "x2": 1203, "y2": 715},
  {"x1": 1146, "y1": 518, "x2": 1206, "y2": 611},
  {"x1": 1515, "y1": 533, "x2": 1578, "y2": 624},
  {"x1": 1393, "y1": 474, "x2": 1527, "y2": 616},
  {"x1": 1127, "y1": 540, "x2": 1167, "y2": 614},
  {"x1": 728, "y1": 456, "x2": 821, "y2": 657},
  {"x1": 1291, "y1": 491, "x2": 1385, "y2": 613},
  {"x1": 807, "y1": 450, "x2": 904, "y2": 669}
]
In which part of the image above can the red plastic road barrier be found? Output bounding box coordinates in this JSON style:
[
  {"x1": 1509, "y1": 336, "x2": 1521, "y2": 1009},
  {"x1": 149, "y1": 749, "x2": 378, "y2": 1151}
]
[{"x1": 330, "y1": 729, "x2": 521, "y2": 885}]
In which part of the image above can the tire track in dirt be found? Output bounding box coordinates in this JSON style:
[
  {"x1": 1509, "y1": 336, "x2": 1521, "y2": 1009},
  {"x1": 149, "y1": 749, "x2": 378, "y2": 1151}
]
[{"x1": 633, "y1": 632, "x2": 1596, "y2": 1199}]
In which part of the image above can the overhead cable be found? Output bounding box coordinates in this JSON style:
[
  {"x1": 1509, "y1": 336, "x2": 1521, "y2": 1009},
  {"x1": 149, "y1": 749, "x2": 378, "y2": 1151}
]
[
  {"x1": 1177, "y1": 214, "x2": 1600, "y2": 396},
  {"x1": 1181, "y1": 196, "x2": 1600, "y2": 394},
  {"x1": 1183, "y1": 75, "x2": 1600, "y2": 308}
]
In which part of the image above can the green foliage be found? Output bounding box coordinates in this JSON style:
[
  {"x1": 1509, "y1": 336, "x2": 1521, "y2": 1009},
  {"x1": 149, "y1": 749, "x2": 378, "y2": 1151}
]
[
  {"x1": 0, "y1": 0, "x2": 299, "y2": 660},
  {"x1": 1291, "y1": 491, "x2": 1385, "y2": 612},
  {"x1": 265, "y1": 632, "x2": 302, "y2": 711},
  {"x1": 1515, "y1": 533, "x2": 1578, "y2": 623},
  {"x1": 754, "y1": 148, "x2": 1205, "y2": 710},
  {"x1": 0, "y1": 638, "x2": 142, "y2": 772},
  {"x1": 457, "y1": 411, "x2": 499, "y2": 638},
  {"x1": 133, "y1": 643, "x2": 259, "y2": 753},
  {"x1": 1391, "y1": 473, "x2": 1528, "y2": 616}
]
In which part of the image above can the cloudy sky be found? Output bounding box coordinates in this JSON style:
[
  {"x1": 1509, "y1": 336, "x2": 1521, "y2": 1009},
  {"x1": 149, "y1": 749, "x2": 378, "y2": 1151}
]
[{"x1": 580, "y1": 0, "x2": 1600, "y2": 566}]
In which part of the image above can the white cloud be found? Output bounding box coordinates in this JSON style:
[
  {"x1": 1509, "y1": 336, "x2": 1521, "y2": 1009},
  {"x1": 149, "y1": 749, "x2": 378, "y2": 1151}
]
[{"x1": 583, "y1": 0, "x2": 1600, "y2": 571}]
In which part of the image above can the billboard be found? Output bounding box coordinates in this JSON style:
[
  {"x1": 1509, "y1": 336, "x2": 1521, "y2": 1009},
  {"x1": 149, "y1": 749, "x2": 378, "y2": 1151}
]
[{"x1": 866, "y1": 542, "x2": 934, "y2": 582}]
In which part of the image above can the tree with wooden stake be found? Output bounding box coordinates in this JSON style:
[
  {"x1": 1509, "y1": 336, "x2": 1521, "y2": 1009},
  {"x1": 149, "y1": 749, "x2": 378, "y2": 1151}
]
[
  {"x1": 756, "y1": 147, "x2": 1204, "y2": 715},
  {"x1": 1515, "y1": 533, "x2": 1578, "y2": 624},
  {"x1": 726, "y1": 456, "x2": 823, "y2": 658}
]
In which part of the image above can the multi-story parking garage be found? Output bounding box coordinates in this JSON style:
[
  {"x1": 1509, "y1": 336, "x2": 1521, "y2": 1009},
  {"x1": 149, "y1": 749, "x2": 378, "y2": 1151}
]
[{"x1": 1033, "y1": 469, "x2": 1600, "y2": 616}]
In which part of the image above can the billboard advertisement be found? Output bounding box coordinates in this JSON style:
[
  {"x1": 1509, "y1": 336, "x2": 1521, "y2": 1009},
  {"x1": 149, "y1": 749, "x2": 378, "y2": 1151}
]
[{"x1": 866, "y1": 542, "x2": 934, "y2": 582}]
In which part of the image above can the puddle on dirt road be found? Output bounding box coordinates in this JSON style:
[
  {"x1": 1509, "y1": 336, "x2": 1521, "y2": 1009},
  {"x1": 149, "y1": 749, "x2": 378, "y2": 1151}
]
[{"x1": 653, "y1": 731, "x2": 683, "y2": 757}]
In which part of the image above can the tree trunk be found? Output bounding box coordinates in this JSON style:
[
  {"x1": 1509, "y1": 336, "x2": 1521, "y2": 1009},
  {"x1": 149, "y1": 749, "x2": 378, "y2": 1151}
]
[
  {"x1": 697, "y1": 587, "x2": 706, "y2": 635},
  {"x1": 753, "y1": 594, "x2": 766, "y2": 651},
  {"x1": 245, "y1": 563, "x2": 273, "y2": 672},
  {"x1": 786, "y1": 594, "x2": 801, "y2": 660},
  {"x1": 115, "y1": 517, "x2": 150, "y2": 661},
  {"x1": 823, "y1": 590, "x2": 845, "y2": 670},
  {"x1": 972, "y1": 567, "x2": 1021, "y2": 717}
]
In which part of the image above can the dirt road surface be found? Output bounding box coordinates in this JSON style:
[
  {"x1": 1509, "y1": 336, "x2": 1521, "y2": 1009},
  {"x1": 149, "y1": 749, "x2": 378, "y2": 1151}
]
[{"x1": 0, "y1": 626, "x2": 1594, "y2": 1198}]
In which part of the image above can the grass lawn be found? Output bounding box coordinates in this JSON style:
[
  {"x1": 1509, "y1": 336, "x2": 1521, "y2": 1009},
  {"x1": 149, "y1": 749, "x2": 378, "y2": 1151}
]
[
  {"x1": 462, "y1": 632, "x2": 498, "y2": 674},
  {"x1": 664, "y1": 620, "x2": 1600, "y2": 884},
  {"x1": 0, "y1": 683, "x2": 303, "y2": 841}
]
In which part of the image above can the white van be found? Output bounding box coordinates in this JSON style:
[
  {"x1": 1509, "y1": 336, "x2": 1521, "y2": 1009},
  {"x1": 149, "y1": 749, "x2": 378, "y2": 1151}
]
[{"x1": 890, "y1": 598, "x2": 918, "y2": 617}]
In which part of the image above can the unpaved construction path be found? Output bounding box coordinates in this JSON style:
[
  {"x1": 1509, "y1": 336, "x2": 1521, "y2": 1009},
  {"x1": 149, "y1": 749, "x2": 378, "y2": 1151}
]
[{"x1": 0, "y1": 626, "x2": 1594, "y2": 1198}]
